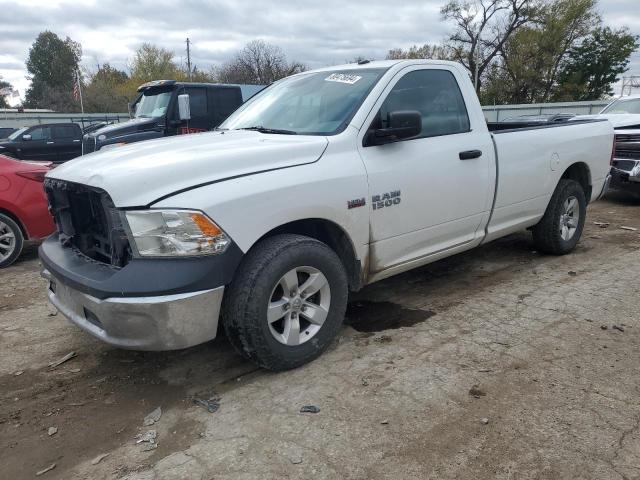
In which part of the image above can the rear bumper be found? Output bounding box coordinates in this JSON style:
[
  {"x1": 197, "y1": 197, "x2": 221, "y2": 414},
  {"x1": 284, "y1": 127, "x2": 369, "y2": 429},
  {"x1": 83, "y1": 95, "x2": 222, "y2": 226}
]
[{"x1": 43, "y1": 268, "x2": 224, "y2": 350}]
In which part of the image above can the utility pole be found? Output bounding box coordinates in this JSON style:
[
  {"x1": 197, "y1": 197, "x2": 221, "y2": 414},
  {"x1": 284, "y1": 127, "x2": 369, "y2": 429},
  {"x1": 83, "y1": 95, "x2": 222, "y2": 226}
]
[{"x1": 186, "y1": 38, "x2": 192, "y2": 81}]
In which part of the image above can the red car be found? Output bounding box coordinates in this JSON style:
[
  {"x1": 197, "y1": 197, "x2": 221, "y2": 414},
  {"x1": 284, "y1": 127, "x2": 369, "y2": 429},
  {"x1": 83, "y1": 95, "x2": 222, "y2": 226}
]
[{"x1": 0, "y1": 154, "x2": 55, "y2": 268}]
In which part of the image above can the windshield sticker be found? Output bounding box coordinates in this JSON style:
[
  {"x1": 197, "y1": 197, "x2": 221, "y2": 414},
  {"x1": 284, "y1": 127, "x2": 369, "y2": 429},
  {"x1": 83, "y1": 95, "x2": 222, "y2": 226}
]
[{"x1": 325, "y1": 73, "x2": 362, "y2": 85}]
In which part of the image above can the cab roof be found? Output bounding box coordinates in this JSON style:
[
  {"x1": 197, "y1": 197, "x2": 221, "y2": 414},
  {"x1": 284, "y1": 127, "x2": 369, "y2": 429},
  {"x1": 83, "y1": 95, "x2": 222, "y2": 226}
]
[
  {"x1": 303, "y1": 59, "x2": 464, "y2": 73},
  {"x1": 136, "y1": 80, "x2": 241, "y2": 92}
]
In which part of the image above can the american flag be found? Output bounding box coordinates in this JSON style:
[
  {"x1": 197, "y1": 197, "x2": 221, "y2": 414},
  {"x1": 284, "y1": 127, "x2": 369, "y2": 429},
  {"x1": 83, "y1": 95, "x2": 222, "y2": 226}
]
[{"x1": 73, "y1": 71, "x2": 81, "y2": 102}]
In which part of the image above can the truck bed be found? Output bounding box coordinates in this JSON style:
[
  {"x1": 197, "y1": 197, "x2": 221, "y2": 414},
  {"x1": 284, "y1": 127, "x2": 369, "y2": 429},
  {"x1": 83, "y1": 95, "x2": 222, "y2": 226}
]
[
  {"x1": 484, "y1": 119, "x2": 613, "y2": 243},
  {"x1": 487, "y1": 118, "x2": 606, "y2": 133}
]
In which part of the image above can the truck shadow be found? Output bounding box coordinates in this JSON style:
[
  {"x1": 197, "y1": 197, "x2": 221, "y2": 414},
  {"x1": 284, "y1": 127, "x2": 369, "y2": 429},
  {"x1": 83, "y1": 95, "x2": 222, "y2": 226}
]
[{"x1": 604, "y1": 189, "x2": 640, "y2": 206}]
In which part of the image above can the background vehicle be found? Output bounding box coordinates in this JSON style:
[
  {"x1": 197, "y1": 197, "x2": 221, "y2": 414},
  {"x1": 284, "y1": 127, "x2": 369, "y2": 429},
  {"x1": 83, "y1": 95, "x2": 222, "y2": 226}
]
[
  {"x1": 82, "y1": 80, "x2": 264, "y2": 154},
  {"x1": 0, "y1": 155, "x2": 55, "y2": 268},
  {"x1": 0, "y1": 127, "x2": 16, "y2": 139},
  {"x1": 574, "y1": 95, "x2": 640, "y2": 196},
  {"x1": 600, "y1": 94, "x2": 640, "y2": 117},
  {"x1": 0, "y1": 123, "x2": 82, "y2": 162},
  {"x1": 41, "y1": 60, "x2": 613, "y2": 371}
]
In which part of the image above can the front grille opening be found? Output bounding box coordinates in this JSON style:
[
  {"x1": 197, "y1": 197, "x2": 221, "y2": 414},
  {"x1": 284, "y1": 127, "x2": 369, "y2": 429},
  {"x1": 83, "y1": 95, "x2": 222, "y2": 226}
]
[{"x1": 45, "y1": 179, "x2": 132, "y2": 268}]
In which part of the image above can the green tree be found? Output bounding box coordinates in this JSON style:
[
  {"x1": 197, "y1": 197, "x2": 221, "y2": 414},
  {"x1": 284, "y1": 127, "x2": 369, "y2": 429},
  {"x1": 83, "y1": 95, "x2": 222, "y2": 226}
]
[
  {"x1": 555, "y1": 27, "x2": 639, "y2": 100},
  {"x1": 84, "y1": 63, "x2": 129, "y2": 112},
  {"x1": 0, "y1": 77, "x2": 13, "y2": 108},
  {"x1": 129, "y1": 43, "x2": 184, "y2": 81},
  {"x1": 120, "y1": 43, "x2": 187, "y2": 102},
  {"x1": 215, "y1": 40, "x2": 305, "y2": 84},
  {"x1": 24, "y1": 31, "x2": 82, "y2": 111},
  {"x1": 187, "y1": 66, "x2": 215, "y2": 83},
  {"x1": 489, "y1": 0, "x2": 598, "y2": 104}
]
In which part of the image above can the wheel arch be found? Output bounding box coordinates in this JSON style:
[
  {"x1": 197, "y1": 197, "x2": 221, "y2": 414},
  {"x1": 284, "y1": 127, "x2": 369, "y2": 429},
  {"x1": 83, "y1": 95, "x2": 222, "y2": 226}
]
[
  {"x1": 561, "y1": 162, "x2": 592, "y2": 202},
  {"x1": 252, "y1": 218, "x2": 364, "y2": 292},
  {"x1": 0, "y1": 207, "x2": 28, "y2": 238}
]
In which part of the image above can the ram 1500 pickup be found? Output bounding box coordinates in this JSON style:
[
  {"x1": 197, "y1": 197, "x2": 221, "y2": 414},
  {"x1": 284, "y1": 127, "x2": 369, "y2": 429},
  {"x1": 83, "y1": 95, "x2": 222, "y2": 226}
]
[{"x1": 40, "y1": 60, "x2": 614, "y2": 371}]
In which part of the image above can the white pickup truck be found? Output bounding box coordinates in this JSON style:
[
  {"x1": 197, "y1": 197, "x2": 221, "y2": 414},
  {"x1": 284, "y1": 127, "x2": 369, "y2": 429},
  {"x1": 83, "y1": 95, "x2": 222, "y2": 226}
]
[
  {"x1": 40, "y1": 60, "x2": 614, "y2": 371},
  {"x1": 580, "y1": 95, "x2": 640, "y2": 195}
]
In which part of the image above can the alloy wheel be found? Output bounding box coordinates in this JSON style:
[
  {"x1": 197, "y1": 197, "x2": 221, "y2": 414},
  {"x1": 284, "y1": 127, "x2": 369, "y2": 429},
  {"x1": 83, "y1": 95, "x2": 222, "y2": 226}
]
[
  {"x1": 267, "y1": 266, "x2": 331, "y2": 346},
  {"x1": 0, "y1": 220, "x2": 16, "y2": 263},
  {"x1": 559, "y1": 196, "x2": 580, "y2": 241}
]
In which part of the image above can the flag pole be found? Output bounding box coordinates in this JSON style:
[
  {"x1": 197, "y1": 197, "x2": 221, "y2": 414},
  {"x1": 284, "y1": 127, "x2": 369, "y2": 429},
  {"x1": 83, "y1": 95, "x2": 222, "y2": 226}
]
[{"x1": 77, "y1": 69, "x2": 84, "y2": 114}]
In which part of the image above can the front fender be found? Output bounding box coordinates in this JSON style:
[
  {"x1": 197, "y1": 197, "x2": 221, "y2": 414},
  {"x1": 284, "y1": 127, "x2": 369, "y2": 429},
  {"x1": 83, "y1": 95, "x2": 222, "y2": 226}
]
[{"x1": 152, "y1": 154, "x2": 370, "y2": 265}]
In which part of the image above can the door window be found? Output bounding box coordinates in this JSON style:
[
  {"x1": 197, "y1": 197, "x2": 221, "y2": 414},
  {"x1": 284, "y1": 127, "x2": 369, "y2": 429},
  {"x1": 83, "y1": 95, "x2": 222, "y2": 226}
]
[
  {"x1": 29, "y1": 126, "x2": 51, "y2": 140},
  {"x1": 210, "y1": 88, "x2": 242, "y2": 125},
  {"x1": 377, "y1": 69, "x2": 470, "y2": 138},
  {"x1": 185, "y1": 88, "x2": 208, "y2": 117},
  {"x1": 53, "y1": 125, "x2": 79, "y2": 139}
]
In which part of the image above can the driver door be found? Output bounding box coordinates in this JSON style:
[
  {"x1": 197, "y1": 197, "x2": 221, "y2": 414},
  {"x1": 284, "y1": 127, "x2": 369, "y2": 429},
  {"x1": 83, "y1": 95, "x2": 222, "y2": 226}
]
[
  {"x1": 20, "y1": 126, "x2": 56, "y2": 161},
  {"x1": 358, "y1": 65, "x2": 495, "y2": 275}
]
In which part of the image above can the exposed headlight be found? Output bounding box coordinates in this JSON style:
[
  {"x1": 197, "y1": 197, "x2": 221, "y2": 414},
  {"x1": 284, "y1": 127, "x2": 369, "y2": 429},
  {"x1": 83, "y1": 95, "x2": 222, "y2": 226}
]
[{"x1": 125, "y1": 210, "x2": 230, "y2": 257}]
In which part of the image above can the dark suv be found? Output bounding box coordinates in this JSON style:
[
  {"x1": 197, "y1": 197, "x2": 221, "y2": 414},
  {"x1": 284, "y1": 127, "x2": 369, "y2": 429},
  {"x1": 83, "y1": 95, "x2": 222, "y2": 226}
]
[{"x1": 0, "y1": 123, "x2": 82, "y2": 162}]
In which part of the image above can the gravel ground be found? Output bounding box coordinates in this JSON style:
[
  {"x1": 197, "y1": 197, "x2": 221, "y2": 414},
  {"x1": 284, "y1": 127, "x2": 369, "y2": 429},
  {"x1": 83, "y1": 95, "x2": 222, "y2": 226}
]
[{"x1": 1, "y1": 192, "x2": 639, "y2": 480}]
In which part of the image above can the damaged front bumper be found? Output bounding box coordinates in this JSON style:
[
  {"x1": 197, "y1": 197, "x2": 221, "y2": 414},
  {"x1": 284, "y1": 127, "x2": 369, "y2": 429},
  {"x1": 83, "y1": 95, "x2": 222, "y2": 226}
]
[
  {"x1": 43, "y1": 269, "x2": 224, "y2": 350},
  {"x1": 610, "y1": 158, "x2": 640, "y2": 196},
  {"x1": 39, "y1": 234, "x2": 244, "y2": 350}
]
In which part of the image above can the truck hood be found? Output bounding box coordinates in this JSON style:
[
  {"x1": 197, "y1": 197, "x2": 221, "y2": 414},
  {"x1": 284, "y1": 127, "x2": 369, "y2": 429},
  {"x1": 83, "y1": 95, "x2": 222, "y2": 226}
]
[
  {"x1": 573, "y1": 113, "x2": 640, "y2": 129},
  {"x1": 88, "y1": 117, "x2": 158, "y2": 139},
  {"x1": 47, "y1": 130, "x2": 328, "y2": 206}
]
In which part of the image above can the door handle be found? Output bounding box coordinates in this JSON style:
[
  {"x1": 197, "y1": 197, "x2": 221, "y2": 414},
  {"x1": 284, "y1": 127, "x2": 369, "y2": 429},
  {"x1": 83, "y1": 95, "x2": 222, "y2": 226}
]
[
  {"x1": 73, "y1": 139, "x2": 80, "y2": 142},
  {"x1": 459, "y1": 150, "x2": 482, "y2": 160},
  {"x1": 46, "y1": 141, "x2": 54, "y2": 145}
]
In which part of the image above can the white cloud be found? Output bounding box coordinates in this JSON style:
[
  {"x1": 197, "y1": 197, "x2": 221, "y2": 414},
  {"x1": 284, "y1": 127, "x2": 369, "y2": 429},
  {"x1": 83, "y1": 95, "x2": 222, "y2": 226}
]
[{"x1": 0, "y1": 0, "x2": 638, "y2": 106}]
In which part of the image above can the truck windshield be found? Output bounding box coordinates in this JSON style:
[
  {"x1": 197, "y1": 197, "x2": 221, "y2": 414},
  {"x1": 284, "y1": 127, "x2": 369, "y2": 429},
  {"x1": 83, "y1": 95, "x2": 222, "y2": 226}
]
[
  {"x1": 220, "y1": 69, "x2": 386, "y2": 135},
  {"x1": 601, "y1": 98, "x2": 640, "y2": 114},
  {"x1": 135, "y1": 90, "x2": 172, "y2": 118}
]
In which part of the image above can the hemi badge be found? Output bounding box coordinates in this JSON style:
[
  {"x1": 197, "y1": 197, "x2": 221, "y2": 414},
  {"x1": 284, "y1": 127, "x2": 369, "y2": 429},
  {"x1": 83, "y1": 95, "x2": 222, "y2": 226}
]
[{"x1": 347, "y1": 198, "x2": 366, "y2": 209}]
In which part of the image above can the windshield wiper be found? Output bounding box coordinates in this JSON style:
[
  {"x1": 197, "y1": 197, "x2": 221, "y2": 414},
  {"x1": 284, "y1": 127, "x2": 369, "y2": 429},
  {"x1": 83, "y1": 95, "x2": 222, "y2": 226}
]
[{"x1": 238, "y1": 126, "x2": 297, "y2": 135}]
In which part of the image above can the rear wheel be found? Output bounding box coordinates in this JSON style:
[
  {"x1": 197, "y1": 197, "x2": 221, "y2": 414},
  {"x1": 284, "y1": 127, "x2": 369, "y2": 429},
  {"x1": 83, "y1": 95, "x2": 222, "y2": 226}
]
[
  {"x1": 532, "y1": 179, "x2": 586, "y2": 255},
  {"x1": 222, "y1": 234, "x2": 348, "y2": 371},
  {"x1": 0, "y1": 213, "x2": 24, "y2": 268}
]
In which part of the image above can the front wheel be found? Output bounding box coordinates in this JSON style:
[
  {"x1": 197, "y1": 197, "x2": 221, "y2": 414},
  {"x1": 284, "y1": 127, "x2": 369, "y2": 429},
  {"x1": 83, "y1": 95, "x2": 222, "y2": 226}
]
[
  {"x1": 0, "y1": 213, "x2": 24, "y2": 268},
  {"x1": 222, "y1": 234, "x2": 349, "y2": 371},
  {"x1": 532, "y1": 179, "x2": 586, "y2": 255}
]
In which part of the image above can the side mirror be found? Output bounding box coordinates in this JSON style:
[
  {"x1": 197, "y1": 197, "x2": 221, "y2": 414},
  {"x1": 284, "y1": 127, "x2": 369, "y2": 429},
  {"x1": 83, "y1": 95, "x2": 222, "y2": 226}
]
[
  {"x1": 370, "y1": 111, "x2": 422, "y2": 145},
  {"x1": 177, "y1": 94, "x2": 191, "y2": 121},
  {"x1": 22, "y1": 134, "x2": 32, "y2": 141}
]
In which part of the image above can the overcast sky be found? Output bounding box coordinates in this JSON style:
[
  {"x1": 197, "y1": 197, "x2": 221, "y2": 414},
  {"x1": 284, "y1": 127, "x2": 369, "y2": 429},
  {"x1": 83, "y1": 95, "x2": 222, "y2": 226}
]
[{"x1": 1, "y1": 0, "x2": 639, "y2": 105}]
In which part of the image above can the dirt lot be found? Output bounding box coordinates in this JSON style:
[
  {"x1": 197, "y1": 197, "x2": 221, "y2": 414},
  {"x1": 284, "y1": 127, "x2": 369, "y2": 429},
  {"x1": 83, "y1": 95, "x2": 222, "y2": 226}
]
[{"x1": 1, "y1": 192, "x2": 640, "y2": 480}]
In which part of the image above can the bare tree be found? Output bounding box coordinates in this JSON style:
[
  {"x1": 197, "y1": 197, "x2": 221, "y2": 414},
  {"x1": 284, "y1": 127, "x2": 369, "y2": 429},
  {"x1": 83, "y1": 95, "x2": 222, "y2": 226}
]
[
  {"x1": 216, "y1": 40, "x2": 305, "y2": 85},
  {"x1": 441, "y1": 0, "x2": 538, "y2": 92},
  {"x1": 386, "y1": 43, "x2": 453, "y2": 60}
]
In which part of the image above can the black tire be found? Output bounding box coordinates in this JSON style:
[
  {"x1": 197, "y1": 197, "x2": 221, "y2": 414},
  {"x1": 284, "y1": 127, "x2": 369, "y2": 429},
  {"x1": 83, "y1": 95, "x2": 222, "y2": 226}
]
[
  {"x1": 532, "y1": 179, "x2": 586, "y2": 255},
  {"x1": 222, "y1": 234, "x2": 349, "y2": 371},
  {"x1": 0, "y1": 213, "x2": 25, "y2": 268}
]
